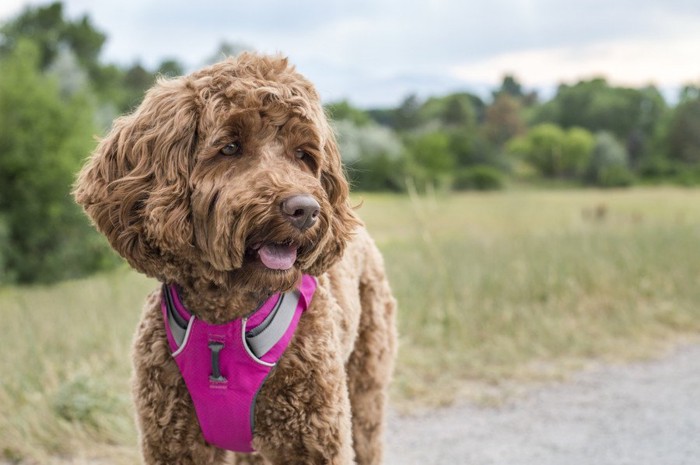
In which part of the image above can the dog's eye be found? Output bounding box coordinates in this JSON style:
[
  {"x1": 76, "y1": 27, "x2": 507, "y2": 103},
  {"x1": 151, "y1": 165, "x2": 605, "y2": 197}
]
[
  {"x1": 295, "y1": 149, "x2": 318, "y2": 173},
  {"x1": 221, "y1": 142, "x2": 242, "y2": 156},
  {"x1": 295, "y1": 149, "x2": 310, "y2": 160}
]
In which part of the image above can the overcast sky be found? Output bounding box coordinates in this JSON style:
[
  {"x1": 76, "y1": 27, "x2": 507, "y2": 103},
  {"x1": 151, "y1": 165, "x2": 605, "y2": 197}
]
[{"x1": 2, "y1": 0, "x2": 699, "y2": 106}]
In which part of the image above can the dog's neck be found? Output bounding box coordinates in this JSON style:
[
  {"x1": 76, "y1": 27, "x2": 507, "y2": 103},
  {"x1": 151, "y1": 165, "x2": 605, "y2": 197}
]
[{"x1": 175, "y1": 276, "x2": 272, "y2": 325}]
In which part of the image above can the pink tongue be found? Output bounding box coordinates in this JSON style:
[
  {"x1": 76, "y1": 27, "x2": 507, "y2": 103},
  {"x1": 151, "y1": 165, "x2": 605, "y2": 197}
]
[{"x1": 258, "y1": 244, "x2": 297, "y2": 270}]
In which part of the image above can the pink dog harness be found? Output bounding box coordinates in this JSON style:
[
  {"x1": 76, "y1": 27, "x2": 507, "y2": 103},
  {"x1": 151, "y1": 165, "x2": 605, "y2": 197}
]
[{"x1": 161, "y1": 275, "x2": 317, "y2": 452}]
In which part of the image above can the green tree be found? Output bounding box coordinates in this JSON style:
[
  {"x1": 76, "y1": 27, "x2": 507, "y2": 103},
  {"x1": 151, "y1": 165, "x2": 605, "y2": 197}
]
[
  {"x1": 0, "y1": 40, "x2": 115, "y2": 283},
  {"x1": 448, "y1": 129, "x2": 493, "y2": 167},
  {"x1": 482, "y1": 93, "x2": 526, "y2": 147},
  {"x1": 326, "y1": 100, "x2": 372, "y2": 126},
  {"x1": 666, "y1": 97, "x2": 700, "y2": 165},
  {"x1": 404, "y1": 132, "x2": 456, "y2": 191},
  {"x1": 394, "y1": 94, "x2": 424, "y2": 131},
  {"x1": 534, "y1": 79, "x2": 667, "y2": 167},
  {"x1": 585, "y1": 132, "x2": 633, "y2": 187},
  {"x1": 508, "y1": 124, "x2": 564, "y2": 177},
  {"x1": 679, "y1": 85, "x2": 700, "y2": 102},
  {"x1": 0, "y1": 2, "x2": 106, "y2": 81},
  {"x1": 508, "y1": 124, "x2": 594, "y2": 179},
  {"x1": 333, "y1": 120, "x2": 405, "y2": 191},
  {"x1": 493, "y1": 74, "x2": 539, "y2": 106},
  {"x1": 562, "y1": 127, "x2": 596, "y2": 177},
  {"x1": 157, "y1": 58, "x2": 185, "y2": 78},
  {"x1": 0, "y1": 2, "x2": 176, "y2": 114},
  {"x1": 421, "y1": 93, "x2": 481, "y2": 129},
  {"x1": 493, "y1": 74, "x2": 524, "y2": 99},
  {"x1": 121, "y1": 62, "x2": 156, "y2": 109}
]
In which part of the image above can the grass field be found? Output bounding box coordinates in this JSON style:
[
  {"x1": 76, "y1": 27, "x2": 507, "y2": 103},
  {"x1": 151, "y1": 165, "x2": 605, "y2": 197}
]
[{"x1": 2, "y1": 187, "x2": 700, "y2": 463}]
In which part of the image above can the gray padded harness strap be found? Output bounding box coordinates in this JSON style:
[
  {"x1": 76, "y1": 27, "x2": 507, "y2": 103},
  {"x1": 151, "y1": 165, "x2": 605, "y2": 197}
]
[
  {"x1": 163, "y1": 285, "x2": 302, "y2": 359},
  {"x1": 163, "y1": 284, "x2": 188, "y2": 348},
  {"x1": 245, "y1": 290, "x2": 301, "y2": 358}
]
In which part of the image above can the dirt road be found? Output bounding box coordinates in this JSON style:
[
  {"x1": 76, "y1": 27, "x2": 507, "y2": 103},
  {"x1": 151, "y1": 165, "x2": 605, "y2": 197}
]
[{"x1": 385, "y1": 343, "x2": 700, "y2": 465}]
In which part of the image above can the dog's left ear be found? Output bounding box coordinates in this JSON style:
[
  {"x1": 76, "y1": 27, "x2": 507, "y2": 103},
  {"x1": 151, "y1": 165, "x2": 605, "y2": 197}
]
[
  {"x1": 73, "y1": 77, "x2": 200, "y2": 278},
  {"x1": 308, "y1": 122, "x2": 361, "y2": 274}
]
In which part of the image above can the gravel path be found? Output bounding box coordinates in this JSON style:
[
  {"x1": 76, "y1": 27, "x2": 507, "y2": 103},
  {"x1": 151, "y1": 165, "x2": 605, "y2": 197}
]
[{"x1": 385, "y1": 343, "x2": 700, "y2": 465}]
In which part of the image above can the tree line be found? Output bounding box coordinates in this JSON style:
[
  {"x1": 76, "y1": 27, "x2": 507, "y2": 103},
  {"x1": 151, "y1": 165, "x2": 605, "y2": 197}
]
[
  {"x1": 1, "y1": 2, "x2": 699, "y2": 284},
  {"x1": 333, "y1": 77, "x2": 700, "y2": 192}
]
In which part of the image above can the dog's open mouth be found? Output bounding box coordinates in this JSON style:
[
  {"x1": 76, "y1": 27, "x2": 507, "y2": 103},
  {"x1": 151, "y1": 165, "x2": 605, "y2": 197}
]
[{"x1": 251, "y1": 241, "x2": 299, "y2": 271}]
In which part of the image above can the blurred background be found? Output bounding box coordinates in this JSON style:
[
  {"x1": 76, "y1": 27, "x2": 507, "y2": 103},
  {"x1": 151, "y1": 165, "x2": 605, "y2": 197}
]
[{"x1": 1, "y1": 1, "x2": 700, "y2": 463}]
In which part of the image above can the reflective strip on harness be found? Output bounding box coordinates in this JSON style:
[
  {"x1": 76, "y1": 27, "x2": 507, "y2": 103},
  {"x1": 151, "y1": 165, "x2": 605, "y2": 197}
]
[{"x1": 245, "y1": 290, "x2": 300, "y2": 358}]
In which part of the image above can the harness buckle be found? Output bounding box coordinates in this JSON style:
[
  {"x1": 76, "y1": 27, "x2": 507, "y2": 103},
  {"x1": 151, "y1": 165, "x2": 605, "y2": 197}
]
[{"x1": 208, "y1": 341, "x2": 227, "y2": 383}]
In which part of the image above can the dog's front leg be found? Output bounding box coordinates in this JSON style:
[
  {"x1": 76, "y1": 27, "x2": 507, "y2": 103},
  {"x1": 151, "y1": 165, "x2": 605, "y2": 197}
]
[
  {"x1": 252, "y1": 360, "x2": 355, "y2": 464},
  {"x1": 251, "y1": 310, "x2": 355, "y2": 464},
  {"x1": 132, "y1": 296, "x2": 228, "y2": 465}
]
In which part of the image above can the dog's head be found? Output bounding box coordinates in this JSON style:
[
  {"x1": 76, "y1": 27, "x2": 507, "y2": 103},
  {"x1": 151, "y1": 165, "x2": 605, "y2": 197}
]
[{"x1": 74, "y1": 53, "x2": 359, "y2": 293}]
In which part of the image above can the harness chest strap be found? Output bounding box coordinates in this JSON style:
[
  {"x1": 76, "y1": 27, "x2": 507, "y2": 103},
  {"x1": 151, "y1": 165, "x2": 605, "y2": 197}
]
[{"x1": 161, "y1": 275, "x2": 317, "y2": 452}]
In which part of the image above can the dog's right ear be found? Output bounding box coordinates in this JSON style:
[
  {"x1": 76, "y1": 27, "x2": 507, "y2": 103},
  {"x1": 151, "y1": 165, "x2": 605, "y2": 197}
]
[{"x1": 73, "y1": 77, "x2": 200, "y2": 278}]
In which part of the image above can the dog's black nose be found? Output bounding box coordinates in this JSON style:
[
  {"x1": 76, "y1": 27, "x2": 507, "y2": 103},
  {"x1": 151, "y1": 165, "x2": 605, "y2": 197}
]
[{"x1": 281, "y1": 195, "x2": 320, "y2": 230}]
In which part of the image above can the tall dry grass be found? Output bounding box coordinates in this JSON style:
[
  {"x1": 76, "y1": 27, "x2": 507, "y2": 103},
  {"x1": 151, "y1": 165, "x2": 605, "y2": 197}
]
[
  {"x1": 366, "y1": 188, "x2": 700, "y2": 405},
  {"x1": 2, "y1": 188, "x2": 700, "y2": 462},
  {"x1": 0, "y1": 269, "x2": 154, "y2": 464}
]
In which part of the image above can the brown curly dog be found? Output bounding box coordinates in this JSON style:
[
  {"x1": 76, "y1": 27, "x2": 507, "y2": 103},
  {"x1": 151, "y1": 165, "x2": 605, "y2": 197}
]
[{"x1": 73, "y1": 53, "x2": 397, "y2": 464}]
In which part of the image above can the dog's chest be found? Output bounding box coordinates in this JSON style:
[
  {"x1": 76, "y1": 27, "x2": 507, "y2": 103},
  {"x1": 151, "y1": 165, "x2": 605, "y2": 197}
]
[{"x1": 160, "y1": 275, "x2": 317, "y2": 452}]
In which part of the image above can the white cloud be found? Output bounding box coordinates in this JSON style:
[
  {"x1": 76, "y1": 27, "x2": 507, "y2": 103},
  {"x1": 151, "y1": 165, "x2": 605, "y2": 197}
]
[{"x1": 451, "y1": 33, "x2": 700, "y2": 89}]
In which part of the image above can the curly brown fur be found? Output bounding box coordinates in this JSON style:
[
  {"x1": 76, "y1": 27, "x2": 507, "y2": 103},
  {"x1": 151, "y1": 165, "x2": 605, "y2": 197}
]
[{"x1": 74, "y1": 53, "x2": 397, "y2": 464}]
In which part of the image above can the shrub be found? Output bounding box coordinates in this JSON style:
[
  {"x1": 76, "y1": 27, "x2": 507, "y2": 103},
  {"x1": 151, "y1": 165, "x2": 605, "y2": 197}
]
[
  {"x1": 347, "y1": 154, "x2": 405, "y2": 192},
  {"x1": 453, "y1": 165, "x2": 505, "y2": 191},
  {"x1": 334, "y1": 119, "x2": 406, "y2": 191},
  {"x1": 508, "y1": 124, "x2": 594, "y2": 179},
  {"x1": 404, "y1": 132, "x2": 456, "y2": 192},
  {"x1": 586, "y1": 132, "x2": 634, "y2": 187},
  {"x1": 52, "y1": 375, "x2": 120, "y2": 428}
]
